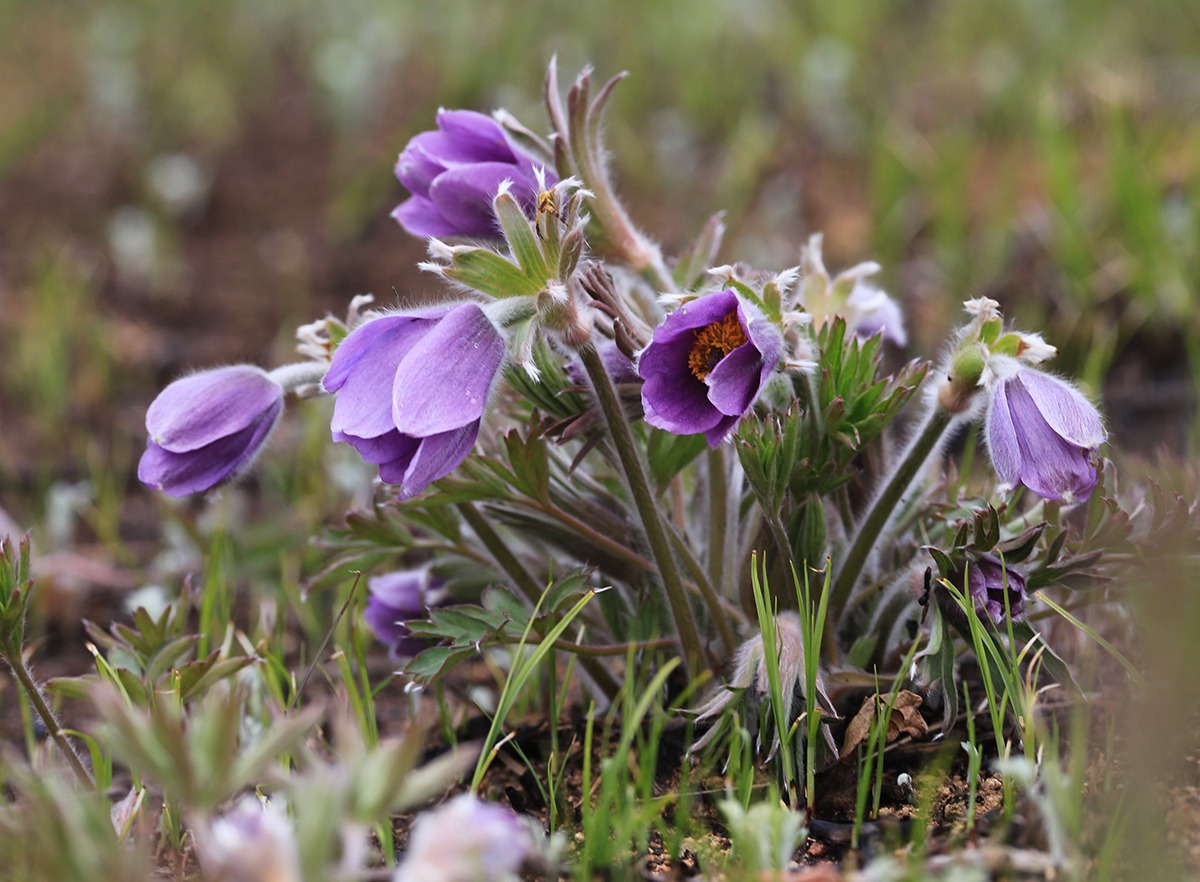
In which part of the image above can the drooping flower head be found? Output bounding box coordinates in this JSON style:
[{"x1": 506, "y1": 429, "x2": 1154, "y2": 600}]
[
  {"x1": 393, "y1": 793, "x2": 538, "y2": 882},
  {"x1": 986, "y1": 365, "x2": 1106, "y2": 503},
  {"x1": 323, "y1": 302, "x2": 506, "y2": 499},
  {"x1": 363, "y1": 568, "x2": 448, "y2": 659},
  {"x1": 394, "y1": 110, "x2": 557, "y2": 240},
  {"x1": 138, "y1": 365, "x2": 284, "y2": 497},
  {"x1": 935, "y1": 555, "x2": 1027, "y2": 629},
  {"x1": 638, "y1": 289, "x2": 783, "y2": 446}
]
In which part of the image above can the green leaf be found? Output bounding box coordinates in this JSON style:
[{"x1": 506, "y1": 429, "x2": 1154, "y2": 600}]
[
  {"x1": 493, "y1": 190, "x2": 550, "y2": 281},
  {"x1": 441, "y1": 249, "x2": 544, "y2": 299}
]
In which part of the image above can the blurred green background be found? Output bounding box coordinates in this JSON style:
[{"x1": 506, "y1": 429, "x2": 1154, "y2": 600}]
[{"x1": 1, "y1": 0, "x2": 1197, "y2": 526}]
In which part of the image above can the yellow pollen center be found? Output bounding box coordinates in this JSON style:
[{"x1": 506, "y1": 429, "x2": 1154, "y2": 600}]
[{"x1": 687, "y1": 312, "x2": 748, "y2": 380}]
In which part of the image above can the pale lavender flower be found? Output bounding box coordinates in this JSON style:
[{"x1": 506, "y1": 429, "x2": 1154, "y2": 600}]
[
  {"x1": 638, "y1": 289, "x2": 783, "y2": 446},
  {"x1": 363, "y1": 568, "x2": 448, "y2": 659},
  {"x1": 323, "y1": 303, "x2": 505, "y2": 499},
  {"x1": 986, "y1": 367, "x2": 1106, "y2": 503},
  {"x1": 844, "y1": 280, "x2": 907, "y2": 346},
  {"x1": 193, "y1": 795, "x2": 301, "y2": 882},
  {"x1": 393, "y1": 793, "x2": 536, "y2": 882},
  {"x1": 393, "y1": 110, "x2": 556, "y2": 239},
  {"x1": 138, "y1": 365, "x2": 283, "y2": 496}
]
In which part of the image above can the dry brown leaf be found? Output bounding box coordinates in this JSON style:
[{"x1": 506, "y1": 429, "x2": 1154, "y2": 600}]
[{"x1": 839, "y1": 690, "x2": 928, "y2": 758}]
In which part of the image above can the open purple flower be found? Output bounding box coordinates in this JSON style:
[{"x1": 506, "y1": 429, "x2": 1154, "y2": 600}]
[
  {"x1": 638, "y1": 289, "x2": 783, "y2": 446},
  {"x1": 324, "y1": 302, "x2": 505, "y2": 499},
  {"x1": 393, "y1": 110, "x2": 556, "y2": 239},
  {"x1": 138, "y1": 365, "x2": 283, "y2": 497},
  {"x1": 363, "y1": 568, "x2": 448, "y2": 659},
  {"x1": 986, "y1": 368, "x2": 1106, "y2": 503}
]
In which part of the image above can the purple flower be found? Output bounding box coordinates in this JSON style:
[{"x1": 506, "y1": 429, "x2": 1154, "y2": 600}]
[
  {"x1": 394, "y1": 793, "x2": 537, "y2": 882},
  {"x1": 638, "y1": 289, "x2": 782, "y2": 446},
  {"x1": 324, "y1": 302, "x2": 505, "y2": 499},
  {"x1": 194, "y1": 795, "x2": 300, "y2": 882},
  {"x1": 986, "y1": 368, "x2": 1106, "y2": 503},
  {"x1": 393, "y1": 110, "x2": 556, "y2": 239},
  {"x1": 138, "y1": 366, "x2": 283, "y2": 497},
  {"x1": 363, "y1": 568, "x2": 448, "y2": 659},
  {"x1": 937, "y1": 556, "x2": 1026, "y2": 628},
  {"x1": 845, "y1": 281, "x2": 907, "y2": 346}
]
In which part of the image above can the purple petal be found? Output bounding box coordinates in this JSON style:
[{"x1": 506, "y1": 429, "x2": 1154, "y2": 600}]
[
  {"x1": 433, "y1": 110, "x2": 519, "y2": 163},
  {"x1": 391, "y1": 304, "x2": 504, "y2": 437},
  {"x1": 146, "y1": 366, "x2": 281, "y2": 453},
  {"x1": 986, "y1": 379, "x2": 1021, "y2": 486},
  {"x1": 703, "y1": 414, "x2": 741, "y2": 447},
  {"x1": 1017, "y1": 370, "x2": 1106, "y2": 448},
  {"x1": 393, "y1": 420, "x2": 481, "y2": 500},
  {"x1": 1004, "y1": 377, "x2": 1098, "y2": 501},
  {"x1": 368, "y1": 570, "x2": 427, "y2": 616},
  {"x1": 335, "y1": 429, "x2": 420, "y2": 467},
  {"x1": 327, "y1": 312, "x2": 451, "y2": 439},
  {"x1": 391, "y1": 197, "x2": 463, "y2": 239},
  {"x1": 705, "y1": 341, "x2": 765, "y2": 417},
  {"x1": 138, "y1": 400, "x2": 281, "y2": 496},
  {"x1": 394, "y1": 136, "x2": 451, "y2": 196},
  {"x1": 427, "y1": 163, "x2": 531, "y2": 237}
]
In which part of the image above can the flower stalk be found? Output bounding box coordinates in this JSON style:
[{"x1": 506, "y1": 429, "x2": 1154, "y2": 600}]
[
  {"x1": 829, "y1": 404, "x2": 955, "y2": 622},
  {"x1": 577, "y1": 341, "x2": 706, "y2": 678}
]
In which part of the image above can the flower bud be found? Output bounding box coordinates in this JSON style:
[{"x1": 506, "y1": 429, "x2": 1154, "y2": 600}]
[{"x1": 138, "y1": 366, "x2": 284, "y2": 496}]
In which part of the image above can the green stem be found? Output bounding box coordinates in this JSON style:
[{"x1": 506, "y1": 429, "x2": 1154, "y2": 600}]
[
  {"x1": 577, "y1": 342, "x2": 707, "y2": 678},
  {"x1": 2, "y1": 647, "x2": 93, "y2": 787},
  {"x1": 456, "y1": 502, "x2": 620, "y2": 701},
  {"x1": 706, "y1": 447, "x2": 729, "y2": 603},
  {"x1": 830, "y1": 404, "x2": 955, "y2": 623},
  {"x1": 664, "y1": 518, "x2": 738, "y2": 655}
]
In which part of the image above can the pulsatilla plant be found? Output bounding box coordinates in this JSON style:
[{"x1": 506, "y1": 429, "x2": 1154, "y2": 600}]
[{"x1": 137, "y1": 59, "x2": 1194, "y2": 803}]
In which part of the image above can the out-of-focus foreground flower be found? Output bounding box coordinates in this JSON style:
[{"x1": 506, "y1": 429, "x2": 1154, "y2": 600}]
[
  {"x1": 138, "y1": 365, "x2": 284, "y2": 497},
  {"x1": 393, "y1": 793, "x2": 539, "y2": 882},
  {"x1": 985, "y1": 367, "x2": 1106, "y2": 503},
  {"x1": 638, "y1": 288, "x2": 783, "y2": 446},
  {"x1": 363, "y1": 568, "x2": 448, "y2": 659},
  {"x1": 393, "y1": 110, "x2": 556, "y2": 239},
  {"x1": 193, "y1": 795, "x2": 301, "y2": 882},
  {"x1": 323, "y1": 302, "x2": 506, "y2": 499}
]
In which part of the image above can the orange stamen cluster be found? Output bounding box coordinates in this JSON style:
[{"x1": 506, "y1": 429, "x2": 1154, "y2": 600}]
[{"x1": 687, "y1": 311, "x2": 748, "y2": 380}]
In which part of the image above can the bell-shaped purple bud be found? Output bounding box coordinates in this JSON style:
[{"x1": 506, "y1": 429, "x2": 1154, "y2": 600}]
[
  {"x1": 394, "y1": 793, "x2": 539, "y2": 882},
  {"x1": 986, "y1": 368, "x2": 1106, "y2": 503},
  {"x1": 638, "y1": 289, "x2": 783, "y2": 446},
  {"x1": 936, "y1": 555, "x2": 1026, "y2": 628},
  {"x1": 138, "y1": 366, "x2": 284, "y2": 497},
  {"x1": 393, "y1": 110, "x2": 556, "y2": 240},
  {"x1": 362, "y1": 568, "x2": 448, "y2": 659},
  {"x1": 324, "y1": 302, "x2": 506, "y2": 499}
]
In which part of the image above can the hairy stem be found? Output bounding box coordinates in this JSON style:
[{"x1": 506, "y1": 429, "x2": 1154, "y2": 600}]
[
  {"x1": 2, "y1": 647, "x2": 93, "y2": 787},
  {"x1": 577, "y1": 342, "x2": 707, "y2": 678},
  {"x1": 706, "y1": 447, "x2": 729, "y2": 602},
  {"x1": 830, "y1": 405, "x2": 955, "y2": 622}
]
